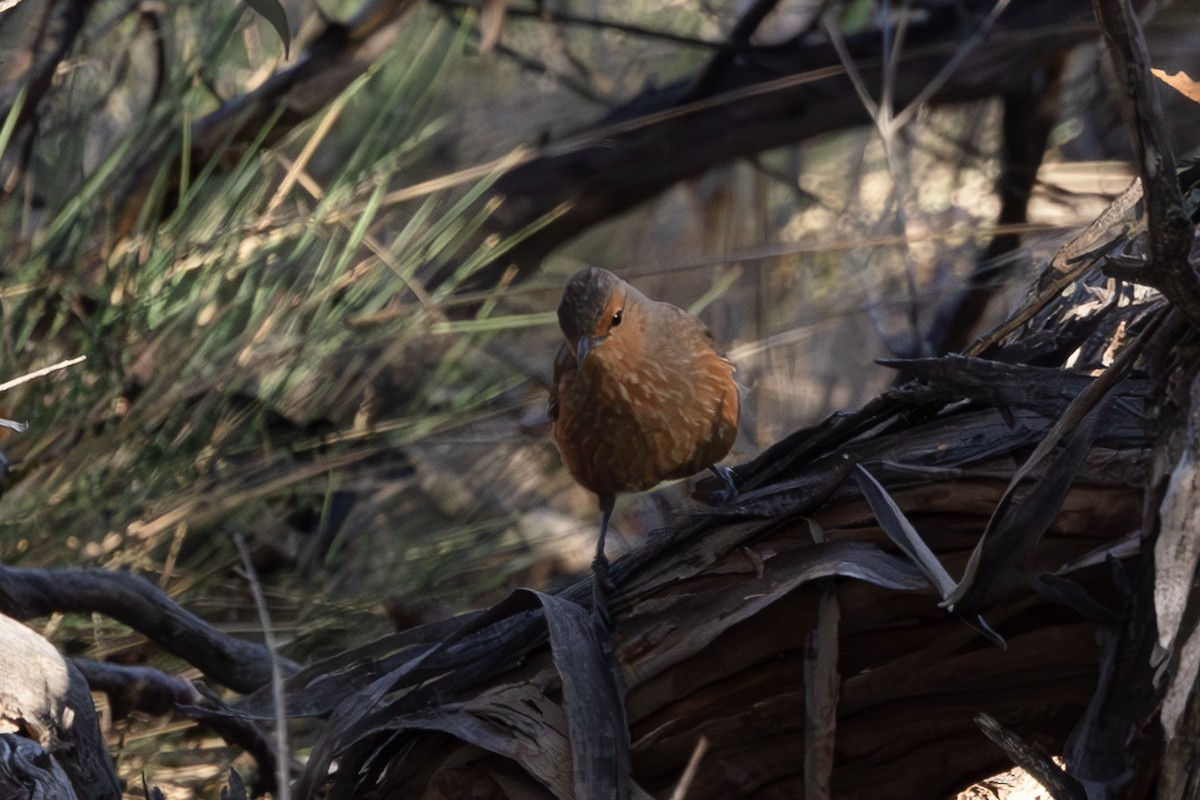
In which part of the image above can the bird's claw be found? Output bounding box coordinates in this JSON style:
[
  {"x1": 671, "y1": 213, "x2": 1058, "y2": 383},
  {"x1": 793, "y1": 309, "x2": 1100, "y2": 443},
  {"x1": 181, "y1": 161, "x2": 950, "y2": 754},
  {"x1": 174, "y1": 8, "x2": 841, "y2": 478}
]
[{"x1": 696, "y1": 464, "x2": 739, "y2": 506}]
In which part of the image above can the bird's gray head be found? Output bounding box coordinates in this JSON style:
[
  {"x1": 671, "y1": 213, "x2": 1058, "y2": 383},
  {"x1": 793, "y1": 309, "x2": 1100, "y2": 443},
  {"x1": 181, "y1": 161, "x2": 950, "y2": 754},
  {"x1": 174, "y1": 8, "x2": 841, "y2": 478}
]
[{"x1": 557, "y1": 267, "x2": 624, "y2": 344}]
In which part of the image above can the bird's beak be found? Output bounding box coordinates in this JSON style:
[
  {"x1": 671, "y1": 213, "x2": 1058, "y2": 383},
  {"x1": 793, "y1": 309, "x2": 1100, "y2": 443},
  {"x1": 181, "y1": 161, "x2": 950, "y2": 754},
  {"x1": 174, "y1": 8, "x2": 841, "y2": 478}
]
[{"x1": 576, "y1": 335, "x2": 602, "y2": 365}]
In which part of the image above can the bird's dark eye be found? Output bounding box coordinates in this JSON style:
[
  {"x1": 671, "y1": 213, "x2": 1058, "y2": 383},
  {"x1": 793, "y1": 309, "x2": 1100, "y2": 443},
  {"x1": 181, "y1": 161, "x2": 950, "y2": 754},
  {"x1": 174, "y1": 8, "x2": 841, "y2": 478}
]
[{"x1": 611, "y1": 309, "x2": 623, "y2": 328}]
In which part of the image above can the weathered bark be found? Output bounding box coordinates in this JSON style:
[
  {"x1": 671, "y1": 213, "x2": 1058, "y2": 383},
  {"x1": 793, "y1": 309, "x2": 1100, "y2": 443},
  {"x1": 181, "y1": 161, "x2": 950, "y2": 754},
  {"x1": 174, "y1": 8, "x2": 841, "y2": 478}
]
[
  {"x1": 0, "y1": 735, "x2": 80, "y2": 800},
  {"x1": 0, "y1": 578, "x2": 287, "y2": 795},
  {"x1": 261, "y1": 450, "x2": 1147, "y2": 798},
  {"x1": 0, "y1": 613, "x2": 120, "y2": 800},
  {"x1": 1154, "y1": 372, "x2": 1200, "y2": 800}
]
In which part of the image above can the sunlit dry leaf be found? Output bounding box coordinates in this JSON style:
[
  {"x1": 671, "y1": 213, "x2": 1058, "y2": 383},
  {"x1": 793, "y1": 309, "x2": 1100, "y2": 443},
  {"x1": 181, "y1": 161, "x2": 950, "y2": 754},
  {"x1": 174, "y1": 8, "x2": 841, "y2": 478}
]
[{"x1": 1152, "y1": 67, "x2": 1200, "y2": 104}]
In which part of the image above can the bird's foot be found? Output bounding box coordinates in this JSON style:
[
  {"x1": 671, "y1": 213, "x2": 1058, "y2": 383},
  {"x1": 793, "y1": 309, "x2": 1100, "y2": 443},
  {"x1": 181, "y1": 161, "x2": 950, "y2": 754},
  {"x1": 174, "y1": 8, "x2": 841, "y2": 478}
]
[
  {"x1": 705, "y1": 464, "x2": 739, "y2": 506},
  {"x1": 591, "y1": 554, "x2": 616, "y2": 630}
]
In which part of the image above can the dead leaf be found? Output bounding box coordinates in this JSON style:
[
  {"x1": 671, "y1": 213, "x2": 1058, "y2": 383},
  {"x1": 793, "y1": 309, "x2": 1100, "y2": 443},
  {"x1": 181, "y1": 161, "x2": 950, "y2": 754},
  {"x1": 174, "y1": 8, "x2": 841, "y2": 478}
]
[{"x1": 1152, "y1": 68, "x2": 1200, "y2": 104}]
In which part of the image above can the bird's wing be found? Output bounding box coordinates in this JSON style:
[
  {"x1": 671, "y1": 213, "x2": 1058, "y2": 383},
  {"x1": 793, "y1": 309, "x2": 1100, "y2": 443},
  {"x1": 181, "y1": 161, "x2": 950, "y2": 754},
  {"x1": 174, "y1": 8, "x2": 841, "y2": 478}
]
[
  {"x1": 548, "y1": 342, "x2": 574, "y2": 422},
  {"x1": 658, "y1": 301, "x2": 725, "y2": 356}
]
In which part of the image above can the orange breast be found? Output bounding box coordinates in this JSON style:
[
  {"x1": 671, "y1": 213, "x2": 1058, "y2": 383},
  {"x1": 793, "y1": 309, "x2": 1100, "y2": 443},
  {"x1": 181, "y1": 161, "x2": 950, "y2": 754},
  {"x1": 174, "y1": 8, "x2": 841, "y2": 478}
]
[{"x1": 552, "y1": 342, "x2": 737, "y2": 500}]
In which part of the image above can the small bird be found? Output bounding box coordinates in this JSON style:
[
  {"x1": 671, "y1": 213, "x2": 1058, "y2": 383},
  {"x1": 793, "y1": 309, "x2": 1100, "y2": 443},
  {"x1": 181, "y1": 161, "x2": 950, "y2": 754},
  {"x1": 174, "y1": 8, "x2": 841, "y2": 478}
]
[{"x1": 549, "y1": 266, "x2": 739, "y2": 619}]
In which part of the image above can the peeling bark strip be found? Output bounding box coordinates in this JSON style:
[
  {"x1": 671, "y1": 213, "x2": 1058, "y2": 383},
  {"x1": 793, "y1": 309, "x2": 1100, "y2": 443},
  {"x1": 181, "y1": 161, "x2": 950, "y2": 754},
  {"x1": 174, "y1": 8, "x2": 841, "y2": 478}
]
[
  {"x1": 0, "y1": 735, "x2": 79, "y2": 800},
  {"x1": 1156, "y1": 369, "x2": 1200, "y2": 799},
  {"x1": 1155, "y1": 370, "x2": 1200, "y2": 657},
  {"x1": 975, "y1": 713, "x2": 1085, "y2": 800}
]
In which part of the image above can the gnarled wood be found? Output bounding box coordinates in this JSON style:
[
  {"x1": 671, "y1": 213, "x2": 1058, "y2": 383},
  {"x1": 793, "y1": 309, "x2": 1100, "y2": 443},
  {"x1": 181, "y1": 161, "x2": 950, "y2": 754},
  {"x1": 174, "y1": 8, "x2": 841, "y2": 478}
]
[
  {"x1": 0, "y1": 734, "x2": 80, "y2": 800},
  {"x1": 0, "y1": 614, "x2": 119, "y2": 800}
]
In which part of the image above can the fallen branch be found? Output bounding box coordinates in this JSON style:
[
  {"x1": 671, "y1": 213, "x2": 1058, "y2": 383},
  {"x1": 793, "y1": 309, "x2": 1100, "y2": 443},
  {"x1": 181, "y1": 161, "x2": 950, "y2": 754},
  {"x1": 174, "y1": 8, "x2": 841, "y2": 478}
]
[{"x1": 0, "y1": 566, "x2": 299, "y2": 693}]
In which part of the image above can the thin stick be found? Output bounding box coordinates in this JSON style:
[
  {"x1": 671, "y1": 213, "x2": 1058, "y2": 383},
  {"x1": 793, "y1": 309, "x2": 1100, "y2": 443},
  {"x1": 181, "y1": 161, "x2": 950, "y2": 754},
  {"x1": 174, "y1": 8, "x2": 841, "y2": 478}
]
[
  {"x1": 0, "y1": 355, "x2": 87, "y2": 393},
  {"x1": 233, "y1": 533, "x2": 292, "y2": 800},
  {"x1": 890, "y1": 0, "x2": 1011, "y2": 131},
  {"x1": 670, "y1": 736, "x2": 710, "y2": 800}
]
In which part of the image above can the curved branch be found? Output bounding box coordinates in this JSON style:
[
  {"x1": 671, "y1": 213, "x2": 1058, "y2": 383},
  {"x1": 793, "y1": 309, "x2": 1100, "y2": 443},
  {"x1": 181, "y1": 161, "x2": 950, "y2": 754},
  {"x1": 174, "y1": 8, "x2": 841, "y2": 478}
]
[
  {"x1": 72, "y1": 659, "x2": 282, "y2": 795},
  {"x1": 0, "y1": 566, "x2": 299, "y2": 693}
]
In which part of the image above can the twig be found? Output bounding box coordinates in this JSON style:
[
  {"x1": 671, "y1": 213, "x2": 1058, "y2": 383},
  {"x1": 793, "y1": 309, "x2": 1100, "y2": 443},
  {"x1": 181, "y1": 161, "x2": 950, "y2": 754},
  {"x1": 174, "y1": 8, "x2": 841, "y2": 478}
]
[
  {"x1": 804, "y1": 587, "x2": 840, "y2": 800},
  {"x1": 0, "y1": 355, "x2": 87, "y2": 393},
  {"x1": 889, "y1": 0, "x2": 1012, "y2": 132},
  {"x1": 822, "y1": 0, "x2": 1014, "y2": 136},
  {"x1": 233, "y1": 533, "x2": 291, "y2": 800},
  {"x1": 430, "y1": 0, "x2": 744, "y2": 51},
  {"x1": 976, "y1": 713, "x2": 1086, "y2": 800},
  {"x1": 679, "y1": 0, "x2": 784, "y2": 102},
  {"x1": 821, "y1": 8, "x2": 921, "y2": 356},
  {"x1": 71, "y1": 658, "x2": 281, "y2": 795},
  {"x1": 1091, "y1": 0, "x2": 1200, "y2": 328},
  {"x1": 669, "y1": 736, "x2": 709, "y2": 800}
]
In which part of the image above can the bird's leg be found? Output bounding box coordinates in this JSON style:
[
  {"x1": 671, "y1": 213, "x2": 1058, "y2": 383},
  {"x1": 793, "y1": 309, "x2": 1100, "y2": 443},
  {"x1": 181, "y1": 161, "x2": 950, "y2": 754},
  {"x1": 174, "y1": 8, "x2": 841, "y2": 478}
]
[
  {"x1": 592, "y1": 497, "x2": 616, "y2": 628},
  {"x1": 708, "y1": 464, "x2": 739, "y2": 505}
]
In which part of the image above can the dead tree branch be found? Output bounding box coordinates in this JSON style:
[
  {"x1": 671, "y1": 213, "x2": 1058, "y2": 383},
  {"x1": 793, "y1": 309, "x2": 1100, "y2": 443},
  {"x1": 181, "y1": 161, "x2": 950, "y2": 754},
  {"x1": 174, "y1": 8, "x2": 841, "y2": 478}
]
[
  {"x1": 0, "y1": 566, "x2": 300, "y2": 692},
  {"x1": 1092, "y1": 0, "x2": 1200, "y2": 328}
]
